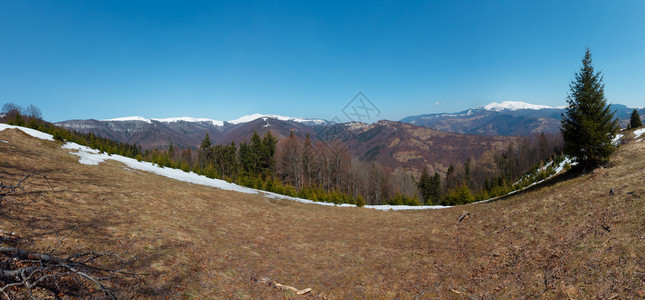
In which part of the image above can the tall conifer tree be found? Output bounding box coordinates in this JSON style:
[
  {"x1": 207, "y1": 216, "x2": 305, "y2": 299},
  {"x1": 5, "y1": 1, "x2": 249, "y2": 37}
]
[
  {"x1": 629, "y1": 109, "x2": 642, "y2": 129},
  {"x1": 561, "y1": 48, "x2": 619, "y2": 168}
]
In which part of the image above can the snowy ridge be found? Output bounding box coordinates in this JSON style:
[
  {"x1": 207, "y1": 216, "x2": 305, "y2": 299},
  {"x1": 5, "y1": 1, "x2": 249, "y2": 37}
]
[
  {"x1": 101, "y1": 116, "x2": 152, "y2": 124},
  {"x1": 482, "y1": 101, "x2": 563, "y2": 112},
  {"x1": 101, "y1": 114, "x2": 326, "y2": 126},
  {"x1": 101, "y1": 116, "x2": 224, "y2": 126},
  {"x1": 0, "y1": 124, "x2": 444, "y2": 211},
  {"x1": 152, "y1": 117, "x2": 224, "y2": 127},
  {"x1": 227, "y1": 113, "x2": 326, "y2": 125}
]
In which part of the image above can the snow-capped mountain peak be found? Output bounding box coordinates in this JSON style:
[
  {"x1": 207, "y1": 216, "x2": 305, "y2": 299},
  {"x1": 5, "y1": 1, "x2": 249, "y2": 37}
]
[
  {"x1": 226, "y1": 113, "x2": 326, "y2": 126},
  {"x1": 482, "y1": 101, "x2": 559, "y2": 112}
]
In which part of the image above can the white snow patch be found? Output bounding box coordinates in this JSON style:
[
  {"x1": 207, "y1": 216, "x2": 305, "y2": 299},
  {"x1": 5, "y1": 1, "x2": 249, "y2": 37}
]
[
  {"x1": 633, "y1": 128, "x2": 645, "y2": 138},
  {"x1": 0, "y1": 124, "x2": 55, "y2": 141},
  {"x1": 62, "y1": 143, "x2": 110, "y2": 165},
  {"x1": 612, "y1": 134, "x2": 624, "y2": 145},
  {"x1": 365, "y1": 204, "x2": 448, "y2": 211},
  {"x1": 347, "y1": 122, "x2": 369, "y2": 131},
  {"x1": 554, "y1": 157, "x2": 574, "y2": 174},
  {"x1": 483, "y1": 101, "x2": 561, "y2": 111},
  {"x1": 1, "y1": 140, "x2": 8, "y2": 143}
]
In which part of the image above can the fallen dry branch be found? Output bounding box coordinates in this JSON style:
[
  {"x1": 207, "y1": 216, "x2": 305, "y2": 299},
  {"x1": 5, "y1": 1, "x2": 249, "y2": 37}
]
[
  {"x1": 456, "y1": 211, "x2": 471, "y2": 224},
  {"x1": 0, "y1": 247, "x2": 130, "y2": 299},
  {"x1": 255, "y1": 276, "x2": 312, "y2": 295}
]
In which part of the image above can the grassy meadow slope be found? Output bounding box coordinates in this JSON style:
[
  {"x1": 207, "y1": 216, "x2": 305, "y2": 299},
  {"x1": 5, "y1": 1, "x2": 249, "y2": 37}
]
[{"x1": 1, "y1": 127, "x2": 644, "y2": 298}]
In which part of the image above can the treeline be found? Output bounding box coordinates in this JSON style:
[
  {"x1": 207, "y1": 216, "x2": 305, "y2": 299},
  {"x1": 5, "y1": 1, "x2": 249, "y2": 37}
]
[
  {"x1": 191, "y1": 131, "x2": 420, "y2": 206},
  {"x1": 1, "y1": 103, "x2": 142, "y2": 157}
]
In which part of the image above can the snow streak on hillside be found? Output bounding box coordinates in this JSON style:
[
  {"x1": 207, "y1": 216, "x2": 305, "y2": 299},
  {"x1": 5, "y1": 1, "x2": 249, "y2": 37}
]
[{"x1": 0, "y1": 124, "x2": 443, "y2": 211}]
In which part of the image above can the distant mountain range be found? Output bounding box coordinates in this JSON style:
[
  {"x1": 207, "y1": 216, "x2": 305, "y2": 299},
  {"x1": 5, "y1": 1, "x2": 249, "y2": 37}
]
[
  {"x1": 400, "y1": 101, "x2": 643, "y2": 136},
  {"x1": 56, "y1": 112, "x2": 518, "y2": 175},
  {"x1": 55, "y1": 101, "x2": 641, "y2": 175},
  {"x1": 56, "y1": 114, "x2": 328, "y2": 149}
]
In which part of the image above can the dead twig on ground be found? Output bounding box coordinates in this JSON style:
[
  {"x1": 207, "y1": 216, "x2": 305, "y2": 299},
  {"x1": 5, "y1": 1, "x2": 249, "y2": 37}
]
[{"x1": 255, "y1": 276, "x2": 312, "y2": 295}]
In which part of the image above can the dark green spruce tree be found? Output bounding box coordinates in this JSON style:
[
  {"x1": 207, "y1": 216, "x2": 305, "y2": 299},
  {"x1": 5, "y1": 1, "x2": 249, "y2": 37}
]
[
  {"x1": 199, "y1": 133, "x2": 212, "y2": 169},
  {"x1": 561, "y1": 48, "x2": 619, "y2": 168},
  {"x1": 629, "y1": 109, "x2": 642, "y2": 129},
  {"x1": 417, "y1": 168, "x2": 433, "y2": 205},
  {"x1": 431, "y1": 172, "x2": 441, "y2": 204}
]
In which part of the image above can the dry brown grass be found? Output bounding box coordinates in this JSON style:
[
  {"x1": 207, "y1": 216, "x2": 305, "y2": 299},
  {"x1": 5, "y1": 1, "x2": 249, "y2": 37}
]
[{"x1": 1, "y1": 127, "x2": 644, "y2": 299}]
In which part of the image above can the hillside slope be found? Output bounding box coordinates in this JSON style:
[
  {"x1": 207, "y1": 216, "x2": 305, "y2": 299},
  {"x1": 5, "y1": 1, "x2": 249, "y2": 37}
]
[{"x1": 1, "y1": 127, "x2": 644, "y2": 298}]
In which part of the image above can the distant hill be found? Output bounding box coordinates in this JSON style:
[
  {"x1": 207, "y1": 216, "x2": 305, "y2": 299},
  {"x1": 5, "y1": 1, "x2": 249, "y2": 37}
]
[
  {"x1": 401, "y1": 101, "x2": 644, "y2": 136},
  {"x1": 328, "y1": 120, "x2": 519, "y2": 175}
]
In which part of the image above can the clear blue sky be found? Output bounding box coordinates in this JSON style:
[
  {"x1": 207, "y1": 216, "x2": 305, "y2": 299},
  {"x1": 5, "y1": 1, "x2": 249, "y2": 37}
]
[{"x1": 1, "y1": 1, "x2": 644, "y2": 122}]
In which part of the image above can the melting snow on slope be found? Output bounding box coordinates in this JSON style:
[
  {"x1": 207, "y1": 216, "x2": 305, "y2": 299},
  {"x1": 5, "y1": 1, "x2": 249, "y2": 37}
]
[
  {"x1": 62, "y1": 144, "x2": 446, "y2": 210},
  {"x1": 0, "y1": 124, "x2": 444, "y2": 211},
  {"x1": 0, "y1": 124, "x2": 55, "y2": 141},
  {"x1": 475, "y1": 157, "x2": 575, "y2": 204},
  {"x1": 633, "y1": 128, "x2": 645, "y2": 141}
]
